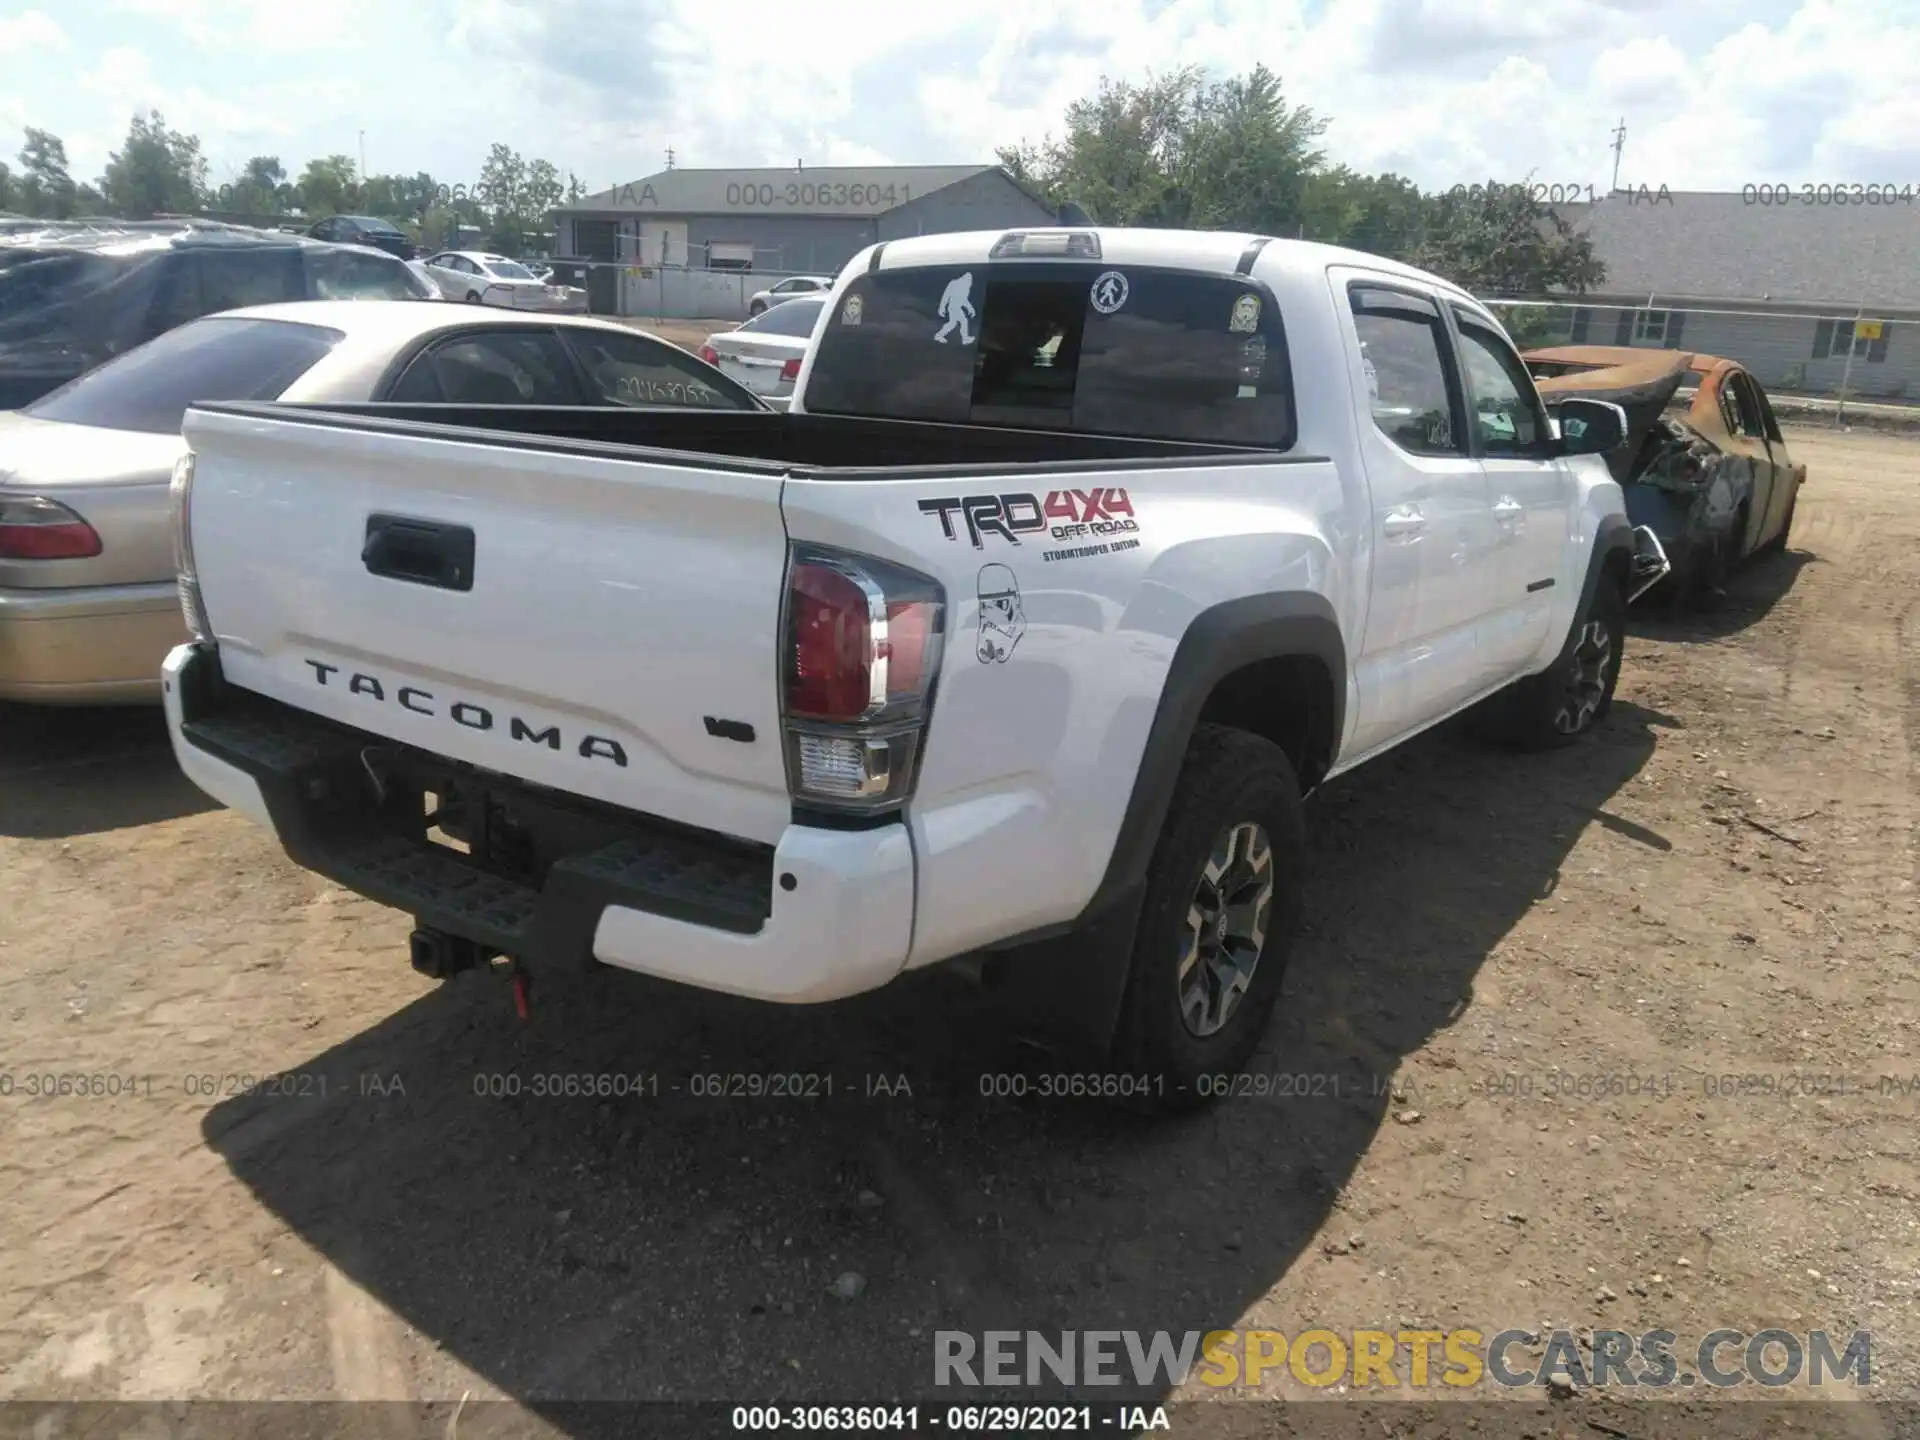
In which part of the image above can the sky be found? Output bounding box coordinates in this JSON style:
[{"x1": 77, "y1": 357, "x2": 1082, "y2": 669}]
[{"x1": 1, "y1": 0, "x2": 1917, "y2": 198}]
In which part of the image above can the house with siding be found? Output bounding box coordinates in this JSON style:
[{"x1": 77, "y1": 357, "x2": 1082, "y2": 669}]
[{"x1": 1545, "y1": 190, "x2": 1920, "y2": 399}]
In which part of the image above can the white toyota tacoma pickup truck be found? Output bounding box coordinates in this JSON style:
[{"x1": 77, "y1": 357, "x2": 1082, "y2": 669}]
[{"x1": 163, "y1": 228, "x2": 1667, "y2": 1104}]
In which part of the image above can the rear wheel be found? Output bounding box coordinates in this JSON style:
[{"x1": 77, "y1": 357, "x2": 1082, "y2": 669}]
[
  {"x1": 748, "y1": 300, "x2": 767, "y2": 317},
  {"x1": 1109, "y1": 725, "x2": 1307, "y2": 1110},
  {"x1": 465, "y1": 291, "x2": 481, "y2": 304},
  {"x1": 1496, "y1": 574, "x2": 1626, "y2": 749}
]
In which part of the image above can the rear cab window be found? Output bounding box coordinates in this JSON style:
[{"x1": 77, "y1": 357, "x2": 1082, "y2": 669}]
[{"x1": 803, "y1": 261, "x2": 1295, "y2": 448}]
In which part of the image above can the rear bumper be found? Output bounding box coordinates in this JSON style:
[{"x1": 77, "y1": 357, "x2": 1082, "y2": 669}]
[
  {"x1": 162, "y1": 644, "x2": 914, "y2": 1003},
  {"x1": 0, "y1": 581, "x2": 183, "y2": 704}
]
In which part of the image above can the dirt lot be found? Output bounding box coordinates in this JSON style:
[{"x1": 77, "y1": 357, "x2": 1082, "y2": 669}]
[
  {"x1": 1, "y1": 427, "x2": 1914, "y2": 1431},
  {"x1": 612, "y1": 316, "x2": 738, "y2": 353}
]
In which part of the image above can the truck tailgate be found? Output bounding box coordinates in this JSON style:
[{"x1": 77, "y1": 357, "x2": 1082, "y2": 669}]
[{"x1": 181, "y1": 407, "x2": 794, "y2": 846}]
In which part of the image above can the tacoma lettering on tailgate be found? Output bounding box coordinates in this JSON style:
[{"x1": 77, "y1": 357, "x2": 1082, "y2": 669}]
[{"x1": 304, "y1": 660, "x2": 629, "y2": 767}]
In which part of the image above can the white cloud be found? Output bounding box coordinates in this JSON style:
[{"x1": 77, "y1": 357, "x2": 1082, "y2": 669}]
[
  {"x1": 108, "y1": 0, "x2": 377, "y2": 51},
  {"x1": 0, "y1": 9, "x2": 67, "y2": 55},
  {"x1": 9, "y1": 0, "x2": 1920, "y2": 196}
]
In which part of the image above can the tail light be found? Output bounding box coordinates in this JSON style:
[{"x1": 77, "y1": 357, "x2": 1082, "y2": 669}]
[
  {"x1": 169, "y1": 453, "x2": 213, "y2": 642},
  {"x1": 782, "y1": 545, "x2": 945, "y2": 815},
  {"x1": 700, "y1": 345, "x2": 720, "y2": 365},
  {"x1": 0, "y1": 495, "x2": 102, "y2": 559},
  {"x1": 780, "y1": 357, "x2": 801, "y2": 381}
]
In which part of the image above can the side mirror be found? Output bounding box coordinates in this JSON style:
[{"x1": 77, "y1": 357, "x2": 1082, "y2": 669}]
[{"x1": 1549, "y1": 397, "x2": 1628, "y2": 456}]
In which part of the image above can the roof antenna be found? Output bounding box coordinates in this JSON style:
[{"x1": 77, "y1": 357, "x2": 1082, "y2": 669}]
[
  {"x1": 797, "y1": 157, "x2": 803, "y2": 171},
  {"x1": 665, "y1": 146, "x2": 676, "y2": 170},
  {"x1": 1608, "y1": 118, "x2": 1626, "y2": 194}
]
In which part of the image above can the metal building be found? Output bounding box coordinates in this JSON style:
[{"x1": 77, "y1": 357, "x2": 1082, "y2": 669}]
[{"x1": 552, "y1": 163, "x2": 1057, "y2": 314}]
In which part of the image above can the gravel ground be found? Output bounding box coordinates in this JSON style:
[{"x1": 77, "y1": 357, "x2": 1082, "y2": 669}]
[{"x1": 0, "y1": 426, "x2": 1913, "y2": 1434}]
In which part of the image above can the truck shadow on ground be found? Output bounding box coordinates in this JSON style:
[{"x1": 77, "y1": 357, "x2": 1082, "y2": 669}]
[
  {"x1": 0, "y1": 702, "x2": 214, "y2": 839},
  {"x1": 1629, "y1": 546, "x2": 1817, "y2": 644},
  {"x1": 201, "y1": 701, "x2": 1669, "y2": 1416}
]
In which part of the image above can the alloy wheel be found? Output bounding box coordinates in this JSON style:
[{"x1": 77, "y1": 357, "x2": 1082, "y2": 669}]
[
  {"x1": 1554, "y1": 618, "x2": 1612, "y2": 734},
  {"x1": 1177, "y1": 821, "x2": 1275, "y2": 1037}
]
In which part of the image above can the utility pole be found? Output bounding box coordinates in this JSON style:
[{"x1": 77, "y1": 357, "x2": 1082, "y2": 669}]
[
  {"x1": 1609, "y1": 118, "x2": 1626, "y2": 194},
  {"x1": 358, "y1": 130, "x2": 366, "y2": 179}
]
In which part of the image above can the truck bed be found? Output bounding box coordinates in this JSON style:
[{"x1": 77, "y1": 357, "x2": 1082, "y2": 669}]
[{"x1": 200, "y1": 400, "x2": 1275, "y2": 475}]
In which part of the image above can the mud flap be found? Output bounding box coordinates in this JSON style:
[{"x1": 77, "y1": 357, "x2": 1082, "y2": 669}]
[{"x1": 975, "y1": 885, "x2": 1148, "y2": 1065}]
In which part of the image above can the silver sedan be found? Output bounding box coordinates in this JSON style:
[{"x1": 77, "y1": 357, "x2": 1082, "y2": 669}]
[
  {"x1": 701, "y1": 296, "x2": 826, "y2": 410},
  {"x1": 0, "y1": 302, "x2": 762, "y2": 703}
]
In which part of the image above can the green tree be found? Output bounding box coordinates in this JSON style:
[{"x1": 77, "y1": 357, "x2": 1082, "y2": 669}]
[
  {"x1": 1003, "y1": 68, "x2": 1605, "y2": 297},
  {"x1": 0, "y1": 159, "x2": 15, "y2": 213},
  {"x1": 998, "y1": 66, "x2": 1327, "y2": 233},
  {"x1": 477, "y1": 142, "x2": 527, "y2": 250},
  {"x1": 296, "y1": 154, "x2": 359, "y2": 217},
  {"x1": 564, "y1": 171, "x2": 587, "y2": 205},
  {"x1": 221, "y1": 154, "x2": 287, "y2": 216},
  {"x1": 1409, "y1": 174, "x2": 1604, "y2": 296},
  {"x1": 99, "y1": 112, "x2": 207, "y2": 217},
  {"x1": 17, "y1": 128, "x2": 79, "y2": 218}
]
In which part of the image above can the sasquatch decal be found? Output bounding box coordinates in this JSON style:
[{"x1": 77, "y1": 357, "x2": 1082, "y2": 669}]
[{"x1": 976, "y1": 564, "x2": 1024, "y2": 664}]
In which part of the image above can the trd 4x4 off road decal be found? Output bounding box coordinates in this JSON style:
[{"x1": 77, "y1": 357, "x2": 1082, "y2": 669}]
[{"x1": 918, "y1": 489, "x2": 1139, "y2": 549}]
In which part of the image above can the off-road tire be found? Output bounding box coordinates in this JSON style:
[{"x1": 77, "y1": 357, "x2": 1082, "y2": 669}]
[
  {"x1": 1109, "y1": 725, "x2": 1307, "y2": 1111},
  {"x1": 1496, "y1": 573, "x2": 1627, "y2": 750}
]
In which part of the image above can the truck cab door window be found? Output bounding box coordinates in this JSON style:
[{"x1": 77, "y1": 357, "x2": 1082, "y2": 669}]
[{"x1": 1451, "y1": 318, "x2": 1550, "y2": 459}]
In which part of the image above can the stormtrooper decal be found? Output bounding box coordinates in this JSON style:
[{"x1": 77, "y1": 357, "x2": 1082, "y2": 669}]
[
  {"x1": 976, "y1": 563, "x2": 1024, "y2": 663},
  {"x1": 934, "y1": 271, "x2": 976, "y2": 345}
]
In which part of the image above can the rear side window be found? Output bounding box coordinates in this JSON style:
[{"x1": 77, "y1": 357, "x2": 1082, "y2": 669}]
[
  {"x1": 305, "y1": 247, "x2": 430, "y2": 300},
  {"x1": 199, "y1": 248, "x2": 303, "y2": 312},
  {"x1": 22, "y1": 317, "x2": 343, "y2": 434},
  {"x1": 1349, "y1": 286, "x2": 1462, "y2": 456},
  {"x1": 386, "y1": 330, "x2": 584, "y2": 405},
  {"x1": 145, "y1": 250, "x2": 302, "y2": 335},
  {"x1": 559, "y1": 328, "x2": 759, "y2": 409},
  {"x1": 805, "y1": 263, "x2": 1294, "y2": 447}
]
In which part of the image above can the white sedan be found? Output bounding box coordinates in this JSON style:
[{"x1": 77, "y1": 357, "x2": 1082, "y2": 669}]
[
  {"x1": 420, "y1": 250, "x2": 587, "y2": 312},
  {"x1": 0, "y1": 302, "x2": 763, "y2": 704},
  {"x1": 701, "y1": 296, "x2": 826, "y2": 409},
  {"x1": 746, "y1": 275, "x2": 832, "y2": 317}
]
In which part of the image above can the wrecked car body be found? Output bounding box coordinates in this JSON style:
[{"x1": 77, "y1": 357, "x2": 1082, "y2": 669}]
[{"x1": 1525, "y1": 345, "x2": 1806, "y2": 601}]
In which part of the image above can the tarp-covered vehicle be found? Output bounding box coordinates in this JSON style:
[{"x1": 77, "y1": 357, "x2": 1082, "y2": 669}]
[
  {"x1": 1524, "y1": 345, "x2": 1806, "y2": 603},
  {"x1": 0, "y1": 220, "x2": 435, "y2": 410}
]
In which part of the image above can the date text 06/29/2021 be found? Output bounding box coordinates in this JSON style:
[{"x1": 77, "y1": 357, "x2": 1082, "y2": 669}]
[{"x1": 729, "y1": 1405, "x2": 1170, "y2": 1433}]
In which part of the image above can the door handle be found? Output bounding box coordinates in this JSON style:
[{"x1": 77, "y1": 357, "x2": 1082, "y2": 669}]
[
  {"x1": 363, "y1": 514, "x2": 475, "y2": 592},
  {"x1": 1382, "y1": 507, "x2": 1426, "y2": 539}
]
